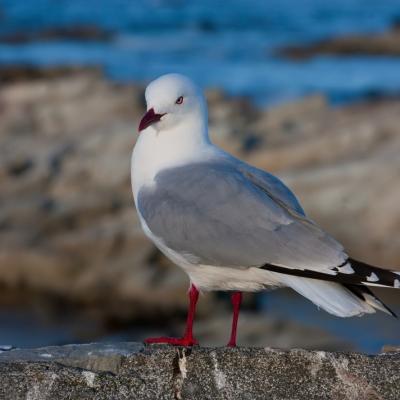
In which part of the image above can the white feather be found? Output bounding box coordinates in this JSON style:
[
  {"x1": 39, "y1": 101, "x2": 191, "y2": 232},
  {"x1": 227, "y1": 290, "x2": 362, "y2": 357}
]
[
  {"x1": 131, "y1": 73, "x2": 212, "y2": 202},
  {"x1": 278, "y1": 275, "x2": 376, "y2": 317},
  {"x1": 338, "y1": 262, "x2": 354, "y2": 274},
  {"x1": 366, "y1": 272, "x2": 379, "y2": 282}
]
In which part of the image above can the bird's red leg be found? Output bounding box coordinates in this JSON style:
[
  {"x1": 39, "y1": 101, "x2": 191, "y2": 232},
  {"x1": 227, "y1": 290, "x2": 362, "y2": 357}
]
[
  {"x1": 227, "y1": 291, "x2": 242, "y2": 347},
  {"x1": 144, "y1": 284, "x2": 199, "y2": 346}
]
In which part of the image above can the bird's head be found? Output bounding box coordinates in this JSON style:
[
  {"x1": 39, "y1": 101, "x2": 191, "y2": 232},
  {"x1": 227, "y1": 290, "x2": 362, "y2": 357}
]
[{"x1": 138, "y1": 73, "x2": 207, "y2": 134}]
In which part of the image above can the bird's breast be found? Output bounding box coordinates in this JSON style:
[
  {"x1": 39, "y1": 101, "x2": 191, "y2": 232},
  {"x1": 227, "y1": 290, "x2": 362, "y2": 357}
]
[{"x1": 131, "y1": 128, "x2": 215, "y2": 204}]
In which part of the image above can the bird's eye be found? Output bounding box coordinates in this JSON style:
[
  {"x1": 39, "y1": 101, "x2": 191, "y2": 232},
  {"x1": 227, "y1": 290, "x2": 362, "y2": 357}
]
[{"x1": 175, "y1": 96, "x2": 184, "y2": 105}]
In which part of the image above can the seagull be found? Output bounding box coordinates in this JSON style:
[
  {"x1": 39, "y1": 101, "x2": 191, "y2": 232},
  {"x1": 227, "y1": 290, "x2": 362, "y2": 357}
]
[{"x1": 131, "y1": 73, "x2": 399, "y2": 347}]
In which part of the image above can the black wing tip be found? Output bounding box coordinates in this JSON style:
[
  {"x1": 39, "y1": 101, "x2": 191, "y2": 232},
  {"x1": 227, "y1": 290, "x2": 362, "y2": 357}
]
[
  {"x1": 348, "y1": 258, "x2": 400, "y2": 289},
  {"x1": 262, "y1": 259, "x2": 400, "y2": 289},
  {"x1": 262, "y1": 263, "x2": 399, "y2": 317}
]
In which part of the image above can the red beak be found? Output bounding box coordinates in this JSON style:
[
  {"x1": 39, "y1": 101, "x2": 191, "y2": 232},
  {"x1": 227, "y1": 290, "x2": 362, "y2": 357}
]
[{"x1": 138, "y1": 108, "x2": 165, "y2": 132}]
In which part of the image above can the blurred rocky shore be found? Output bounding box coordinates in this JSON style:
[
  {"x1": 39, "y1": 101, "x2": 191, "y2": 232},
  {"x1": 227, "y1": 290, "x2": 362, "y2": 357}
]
[{"x1": 0, "y1": 66, "x2": 399, "y2": 348}]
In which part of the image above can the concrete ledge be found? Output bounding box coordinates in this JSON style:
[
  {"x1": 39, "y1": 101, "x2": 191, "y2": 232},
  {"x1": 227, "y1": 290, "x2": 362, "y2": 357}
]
[{"x1": 0, "y1": 342, "x2": 399, "y2": 399}]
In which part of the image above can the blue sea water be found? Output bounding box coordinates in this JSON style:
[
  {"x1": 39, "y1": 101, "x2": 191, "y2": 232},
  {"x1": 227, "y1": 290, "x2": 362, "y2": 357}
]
[
  {"x1": 261, "y1": 290, "x2": 400, "y2": 353},
  {"x1": 1, "y1": 0, "x2": 400, "y2": 104}
]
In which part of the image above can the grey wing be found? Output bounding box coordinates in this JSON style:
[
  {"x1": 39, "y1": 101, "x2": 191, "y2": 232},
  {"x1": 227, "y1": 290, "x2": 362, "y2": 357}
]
[
  {"x1": 137, "y1": 161, "x2": 347, "y2": 272},
  {"x1": 236, "y1": 162, "x2": 306, "y2": 216}
]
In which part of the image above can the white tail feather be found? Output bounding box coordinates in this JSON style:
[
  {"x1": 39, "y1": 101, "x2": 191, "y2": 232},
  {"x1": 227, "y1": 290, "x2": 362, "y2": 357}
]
[
  {"x1": 280, "y1": 275, "x2": 376, "y2": 317},
  {"x1": 361, "y1": 293, "x2": 393, "y2": 316}
]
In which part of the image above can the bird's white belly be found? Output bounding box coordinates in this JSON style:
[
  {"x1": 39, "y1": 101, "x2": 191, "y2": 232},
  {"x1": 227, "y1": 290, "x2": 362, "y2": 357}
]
[{"x1": 181, "y1": 263, "x2": 282, "y2": 292}]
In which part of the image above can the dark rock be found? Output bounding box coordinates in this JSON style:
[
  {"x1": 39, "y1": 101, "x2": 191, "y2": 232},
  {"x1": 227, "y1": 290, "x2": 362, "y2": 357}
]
[
  {"x1": 0, "y1": 342, "x2": 399, "y2": 399},
  {"x1": 0, "y1": 65, "x2": 103, "y2": 84},
  {"x1": 277, "y1": 25, "x2": 400, "y2": 59},
  {"x1": 0, "y1": 25, "x2": 113, "y2": 44},
  {"x1": 241, "y1": 134, "x2": 263, "y2": 153},
  {"x1": 6, "y1": 157, "x2": 34, "y2": 177}
]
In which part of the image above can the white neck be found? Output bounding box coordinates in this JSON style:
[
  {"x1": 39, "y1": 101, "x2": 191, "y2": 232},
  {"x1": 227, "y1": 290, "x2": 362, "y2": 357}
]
[{"x1": 131, "y1": 112, "x2": 215, "y2": 202}]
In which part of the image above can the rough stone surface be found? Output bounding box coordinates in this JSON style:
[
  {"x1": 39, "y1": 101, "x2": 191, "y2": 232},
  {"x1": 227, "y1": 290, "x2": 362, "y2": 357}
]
[{"x1": 0, "y1": 342, "x2": 399, "y2": 399}]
